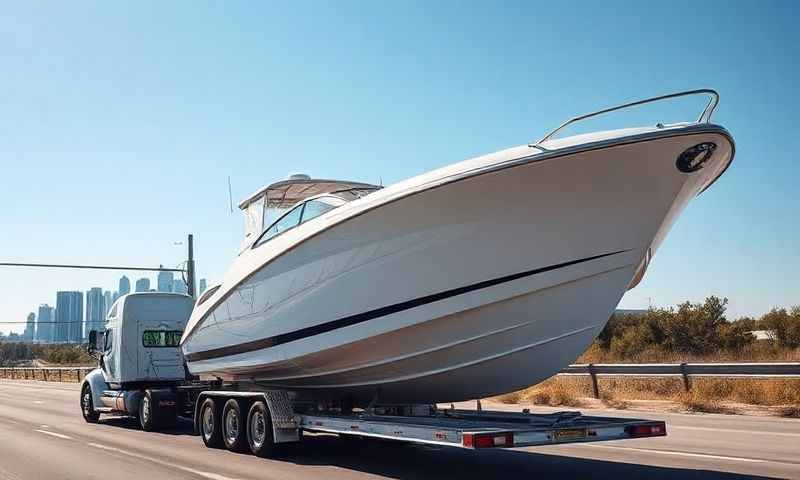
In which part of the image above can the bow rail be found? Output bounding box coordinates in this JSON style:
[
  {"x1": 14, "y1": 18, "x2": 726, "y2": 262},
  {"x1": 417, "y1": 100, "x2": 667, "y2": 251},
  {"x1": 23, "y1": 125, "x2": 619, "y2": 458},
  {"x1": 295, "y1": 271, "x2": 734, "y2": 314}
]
[{"x1": 531, "y1": 89, "x2": 720, "y2": 148}]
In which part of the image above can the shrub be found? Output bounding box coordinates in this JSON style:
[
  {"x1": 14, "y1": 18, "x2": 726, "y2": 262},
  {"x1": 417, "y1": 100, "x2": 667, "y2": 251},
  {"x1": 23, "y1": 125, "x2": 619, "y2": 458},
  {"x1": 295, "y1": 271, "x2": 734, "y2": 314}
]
[{"x1": 759, "y1": 307, "x2": 800, "y2": 349}]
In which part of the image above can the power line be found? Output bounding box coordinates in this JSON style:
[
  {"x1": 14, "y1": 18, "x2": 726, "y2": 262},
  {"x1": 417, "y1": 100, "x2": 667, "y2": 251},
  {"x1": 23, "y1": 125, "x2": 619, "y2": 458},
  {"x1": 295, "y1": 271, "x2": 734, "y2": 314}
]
[
  {"x1": 0, "y1": 321, "x2": 92, "y2": 324},
  {"x1": 0, "y1": 262, "x2": 185, "y2": 272}
]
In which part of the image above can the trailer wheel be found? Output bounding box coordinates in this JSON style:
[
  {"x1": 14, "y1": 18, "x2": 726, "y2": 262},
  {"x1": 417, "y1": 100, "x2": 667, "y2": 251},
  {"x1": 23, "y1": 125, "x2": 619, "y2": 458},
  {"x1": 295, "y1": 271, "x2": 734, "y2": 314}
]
[
  {"x1": 139, "y1": 390, "x2": 159, "y2": 431},
  {"x1": 199, "y1": 397, "x2": 224, "y2": 448},
  {"x1": 80, "y1": 384, "x2": 100, "y2": 423},
  {"x1": 246, "y1": 400, "x2": 276, "y2": 458},
  {"x1": 222, "y1": 398, "x2": 248, "y2": 452}
]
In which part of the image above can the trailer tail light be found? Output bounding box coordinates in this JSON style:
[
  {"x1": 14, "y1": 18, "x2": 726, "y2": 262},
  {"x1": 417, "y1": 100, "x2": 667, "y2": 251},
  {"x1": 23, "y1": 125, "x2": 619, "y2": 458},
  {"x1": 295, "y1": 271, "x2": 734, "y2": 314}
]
[
  {"x1": 625, "y1": 422, "x2": 666, "y2": 437},
  {"x1": 462, "y1": 432, "x2": 514, "y2": 448}
]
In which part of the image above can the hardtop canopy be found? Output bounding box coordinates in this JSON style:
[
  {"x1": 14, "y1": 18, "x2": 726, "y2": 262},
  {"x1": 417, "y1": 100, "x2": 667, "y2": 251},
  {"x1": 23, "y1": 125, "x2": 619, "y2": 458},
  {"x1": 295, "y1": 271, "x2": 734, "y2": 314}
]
[
  {"x1": 239, "y1": 175, "x2": 380, "y2": 210},
  {"x1": 238, "y1": 175, "x2": 381, "y2": 248}
]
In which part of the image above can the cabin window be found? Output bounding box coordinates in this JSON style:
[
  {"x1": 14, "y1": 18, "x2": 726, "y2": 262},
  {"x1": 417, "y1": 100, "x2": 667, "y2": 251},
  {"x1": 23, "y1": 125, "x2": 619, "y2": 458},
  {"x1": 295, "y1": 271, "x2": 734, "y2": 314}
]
[
  {"x1": 103, "y1": 329, "x2": 113, "y2": 352},
  {"x1": 255, "y1": 203, "x2": 305, "y2": 246},
  {"x1": 142, "y1": 330, "x2": 183, "y2": 348},
  {"x1": 197, "y1": 285, "x2": 220, "y2": 306},
  {"x1": 243, "y1": 195, "x2": 265, "y2": 240},
  {"x1": 300, "y1": 198, "x2": 342, "y2": 223}
]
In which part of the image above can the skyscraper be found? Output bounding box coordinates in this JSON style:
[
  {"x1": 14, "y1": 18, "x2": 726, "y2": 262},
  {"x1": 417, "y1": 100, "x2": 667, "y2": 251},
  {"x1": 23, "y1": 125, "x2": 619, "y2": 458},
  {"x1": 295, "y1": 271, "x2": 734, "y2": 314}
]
[
  {"x1": 37, "y1": 304, "x2": 55, "y2": 343},
  {"x1": 172, "y1": 278, "x2": 188, "y2": 294},
  {"x1": 23, "y1": 313, "x2": 35, "y2": 341},
  {"x1": 119, "y1": 276, "x2": 131, "y2": 296},
  {"x1": 85, "y1": 288, "x2": 105, "y2": 338},
  {"x1": 199, "y1": 278, "x2": 207, "y2": 296},
  {"x1": 119, "y1": 275, "x2": 131, "y2": 297},
  {"x1": 103, "y1": 290, "x2": 112, "y2": 315},
  {"x1": 135, "y1": 278, "x2": 151, "y2": 292},
  {"x1": 157, "y1": 266, "x2": 174, "y2": 293},
  {"x1": 56, "y1": 291, "x2": 83, "y2": 343}
]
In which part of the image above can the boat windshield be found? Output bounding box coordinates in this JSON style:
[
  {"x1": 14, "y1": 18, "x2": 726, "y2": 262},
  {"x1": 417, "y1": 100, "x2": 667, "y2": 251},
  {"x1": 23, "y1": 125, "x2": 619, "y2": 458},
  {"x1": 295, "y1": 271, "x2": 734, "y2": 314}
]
[
  {"x1": 238, "y1": 178, "x2": 381, "y2": 251},
  {"x1": 254, "y1": 195, "x2": 346, "y2": 247}
]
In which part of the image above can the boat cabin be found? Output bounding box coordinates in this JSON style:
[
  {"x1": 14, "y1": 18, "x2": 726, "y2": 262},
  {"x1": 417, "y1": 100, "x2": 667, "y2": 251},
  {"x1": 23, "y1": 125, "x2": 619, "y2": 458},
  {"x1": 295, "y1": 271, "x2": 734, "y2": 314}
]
[{"x1": 238, "y1": 174, "x2": 380, "y2": 250}]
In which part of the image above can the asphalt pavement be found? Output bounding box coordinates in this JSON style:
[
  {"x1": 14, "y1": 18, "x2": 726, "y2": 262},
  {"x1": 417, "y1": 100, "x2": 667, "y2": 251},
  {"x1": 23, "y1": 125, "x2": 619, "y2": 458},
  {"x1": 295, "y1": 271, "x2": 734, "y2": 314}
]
[{"x1": 1, "y1": 380, "x2": 798, "y2": 479}]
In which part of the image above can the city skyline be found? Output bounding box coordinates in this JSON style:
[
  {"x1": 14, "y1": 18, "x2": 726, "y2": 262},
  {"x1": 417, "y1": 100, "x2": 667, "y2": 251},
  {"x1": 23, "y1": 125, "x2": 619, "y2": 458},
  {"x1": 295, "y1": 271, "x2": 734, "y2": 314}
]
[{"x1": 1, "y1": 272, "x2": 207, "y2": 340}]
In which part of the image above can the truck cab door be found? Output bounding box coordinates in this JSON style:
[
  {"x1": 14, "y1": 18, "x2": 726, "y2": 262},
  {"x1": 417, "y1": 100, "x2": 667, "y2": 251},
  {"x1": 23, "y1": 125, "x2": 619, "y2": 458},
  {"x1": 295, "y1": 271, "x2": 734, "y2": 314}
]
[{"x1": 101, "y1": 328, "x2": 117, "y2": 382}]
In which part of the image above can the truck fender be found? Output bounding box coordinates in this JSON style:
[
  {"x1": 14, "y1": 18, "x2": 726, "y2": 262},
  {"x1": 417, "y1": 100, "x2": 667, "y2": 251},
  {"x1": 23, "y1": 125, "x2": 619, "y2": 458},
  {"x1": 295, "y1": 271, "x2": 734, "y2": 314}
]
[{"x1": 82, "y1": 368, "x2": 108, "y2": 409}]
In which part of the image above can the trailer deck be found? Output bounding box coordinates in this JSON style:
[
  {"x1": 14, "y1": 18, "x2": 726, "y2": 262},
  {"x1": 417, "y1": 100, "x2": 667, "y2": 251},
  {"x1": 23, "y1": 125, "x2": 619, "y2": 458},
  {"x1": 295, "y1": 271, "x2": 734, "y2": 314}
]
[{"x1": 300, "y1": 408, "x2": 666, "y2": 449}]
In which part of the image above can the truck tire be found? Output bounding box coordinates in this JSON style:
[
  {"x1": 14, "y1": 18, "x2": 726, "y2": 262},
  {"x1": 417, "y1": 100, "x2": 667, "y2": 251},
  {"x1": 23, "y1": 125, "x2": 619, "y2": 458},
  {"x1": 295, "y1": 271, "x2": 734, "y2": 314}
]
[
  {"x1": 222, "y1": 398, "x2": 248, "y2": 452},
  {"x1": 246, "y1": 400, "x2": 276, "y2": 458},
  {"x1": 139, "y1": 390, "x2": 160, "y2": 432},
  {"x1": 200, "y1": 397, "x2": 224, "y2": 448},
  {"x1": 80, "y1": 384, "x2": 100, "y2": 423}
]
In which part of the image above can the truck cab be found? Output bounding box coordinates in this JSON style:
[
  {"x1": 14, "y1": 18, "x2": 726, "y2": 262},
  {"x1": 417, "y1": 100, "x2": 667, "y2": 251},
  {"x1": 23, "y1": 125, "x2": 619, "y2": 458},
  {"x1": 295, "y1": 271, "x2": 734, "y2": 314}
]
[{"x1": 81, "y1": 293, "x2": 194, "y2": 429}]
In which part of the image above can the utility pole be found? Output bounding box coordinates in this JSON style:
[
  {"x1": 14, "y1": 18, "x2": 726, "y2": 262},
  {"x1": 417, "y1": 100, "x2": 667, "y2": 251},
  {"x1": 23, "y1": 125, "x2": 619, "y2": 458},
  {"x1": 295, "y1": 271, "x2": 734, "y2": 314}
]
[{"x1": 187, "y1": 234, "x2": 196, "y2": 298}]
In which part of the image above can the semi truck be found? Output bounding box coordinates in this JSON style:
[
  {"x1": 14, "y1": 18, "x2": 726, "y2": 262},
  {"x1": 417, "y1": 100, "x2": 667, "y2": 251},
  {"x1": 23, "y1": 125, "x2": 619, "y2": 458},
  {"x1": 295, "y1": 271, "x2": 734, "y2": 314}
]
[{"x1": 80, "y1": 292, "x2": 666, "y2": 457}]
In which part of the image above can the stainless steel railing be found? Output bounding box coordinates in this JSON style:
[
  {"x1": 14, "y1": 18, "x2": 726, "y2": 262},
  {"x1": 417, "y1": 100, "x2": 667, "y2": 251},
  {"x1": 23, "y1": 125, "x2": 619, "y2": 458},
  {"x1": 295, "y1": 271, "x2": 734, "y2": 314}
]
[{"x1": 531, "y1": 89, "x2": 720, "y2": 148}]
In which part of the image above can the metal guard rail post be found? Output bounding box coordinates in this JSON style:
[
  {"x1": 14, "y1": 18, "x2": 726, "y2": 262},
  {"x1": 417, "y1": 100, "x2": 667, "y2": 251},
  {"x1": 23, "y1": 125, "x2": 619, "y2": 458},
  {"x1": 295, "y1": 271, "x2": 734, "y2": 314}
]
[
  {"x1": 559, "y1": 362, "x2": 800, "y2": 398},
  {"x1": 0, "y1": 366, "x2": 93, "y2": 382}
]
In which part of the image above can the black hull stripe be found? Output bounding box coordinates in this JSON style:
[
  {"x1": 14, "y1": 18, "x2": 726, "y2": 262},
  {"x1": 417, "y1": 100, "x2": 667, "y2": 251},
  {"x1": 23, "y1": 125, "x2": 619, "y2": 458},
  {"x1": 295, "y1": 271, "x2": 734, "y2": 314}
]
[{"x1": 184, "y1": 249, "x2": 629, "y2": 362}]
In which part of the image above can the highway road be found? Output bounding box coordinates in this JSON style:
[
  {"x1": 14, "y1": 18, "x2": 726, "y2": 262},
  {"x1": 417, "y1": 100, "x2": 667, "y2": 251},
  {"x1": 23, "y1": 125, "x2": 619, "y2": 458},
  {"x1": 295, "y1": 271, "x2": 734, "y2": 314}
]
[{"x1": 1, "y1": 380, "x2": 798, "y2": 479}]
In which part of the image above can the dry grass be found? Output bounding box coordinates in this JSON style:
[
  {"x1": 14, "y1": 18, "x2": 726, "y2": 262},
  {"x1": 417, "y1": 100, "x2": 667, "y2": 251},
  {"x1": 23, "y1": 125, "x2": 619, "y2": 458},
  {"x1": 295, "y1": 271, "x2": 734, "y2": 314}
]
[
  {"x1": 495, "y1": 377, "x2": 587, "y2": 407},
  {"x1": 493, "y1": 376, "x2": 800, "y2": 415},
  {"x1": 777, "y1": 406, "x2": 800, "y2": 418},
  {"x1": 678, "y1": 395, "x2": 737, "y2": 415},
  {"x1": 602, "y1": 398, "x2": 630, "y2": 410}
]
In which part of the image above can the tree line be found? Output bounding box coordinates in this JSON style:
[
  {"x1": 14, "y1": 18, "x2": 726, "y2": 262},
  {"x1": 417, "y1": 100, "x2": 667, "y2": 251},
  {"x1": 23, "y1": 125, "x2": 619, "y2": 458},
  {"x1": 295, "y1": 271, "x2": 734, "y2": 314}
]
[
  {"x1": 596, "y1": 296, "x2": 800, "y2": 360},
  {"x1": 0, "y1": 343, "x2": 94, "y2": 367}
]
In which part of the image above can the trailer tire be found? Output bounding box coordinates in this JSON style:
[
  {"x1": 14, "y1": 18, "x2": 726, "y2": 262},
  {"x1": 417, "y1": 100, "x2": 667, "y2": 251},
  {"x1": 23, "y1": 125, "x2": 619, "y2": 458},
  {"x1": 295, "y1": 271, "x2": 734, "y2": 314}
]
[
  {"x1": 80, "y1": 383, "x2": 100, "y2": 423},
  {"x1": 246, "y1": 400, "x2": 276, "y2": 458},
  {"x1": 200, "y1": 397, "x2": 224, "y2": 448},
  {"x1": 222, "y1": 398, "x2": 248, "y2": 452},
  {"x1": 139, "y1": 390, "x2": 160, "y2": 431}
]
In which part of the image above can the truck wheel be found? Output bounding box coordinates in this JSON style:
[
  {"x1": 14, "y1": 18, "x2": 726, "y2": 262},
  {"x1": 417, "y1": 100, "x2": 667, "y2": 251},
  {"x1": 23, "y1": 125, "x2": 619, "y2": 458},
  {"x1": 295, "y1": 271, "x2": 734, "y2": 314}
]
[
  {"x1": 200, "y1": 398, "x2": 224, "y2": 448},
  {"x1": 222, "y1": 398, "x2": 248, "y2": 452},
  {"x1": 139, "y1": 390, "x2": 160, "y2": 431},
  {"x1": 246, "y1": 400, "x2": 276, "y2": 458},
  {"x1": 80, "y1": 384, "x2": 100, "y2": 423}
]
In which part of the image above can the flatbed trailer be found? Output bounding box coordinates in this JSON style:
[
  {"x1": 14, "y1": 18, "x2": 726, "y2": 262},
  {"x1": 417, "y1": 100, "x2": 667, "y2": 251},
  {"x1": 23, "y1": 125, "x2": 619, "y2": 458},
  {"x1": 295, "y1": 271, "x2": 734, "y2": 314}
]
[
  {"x1": 83, "y1": 378, "x2": 667, "y2": 457},
  {"x1": 185, "y1": 389, "x2": 664, "y2": 456}
]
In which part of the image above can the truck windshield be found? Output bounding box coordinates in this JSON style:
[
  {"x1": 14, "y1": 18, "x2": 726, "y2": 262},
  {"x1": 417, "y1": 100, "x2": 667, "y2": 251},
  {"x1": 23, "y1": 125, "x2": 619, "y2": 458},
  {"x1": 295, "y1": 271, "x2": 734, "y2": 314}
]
[{"x1": 142, "y1": 330, "x2": 183, "y2": 348}]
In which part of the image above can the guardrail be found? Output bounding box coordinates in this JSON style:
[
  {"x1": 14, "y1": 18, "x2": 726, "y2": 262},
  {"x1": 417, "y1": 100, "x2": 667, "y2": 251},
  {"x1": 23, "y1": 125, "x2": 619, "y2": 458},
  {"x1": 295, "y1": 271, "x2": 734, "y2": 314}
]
[
  {"x1": 0, "y1": 367, "x2": 93, "y2": 383},
  {"x1": 2, "y1": 362, "x2": 800, "y2": 396},
  {"x1": 557, "y1": 362, "x2": 800, "y2": 398}
]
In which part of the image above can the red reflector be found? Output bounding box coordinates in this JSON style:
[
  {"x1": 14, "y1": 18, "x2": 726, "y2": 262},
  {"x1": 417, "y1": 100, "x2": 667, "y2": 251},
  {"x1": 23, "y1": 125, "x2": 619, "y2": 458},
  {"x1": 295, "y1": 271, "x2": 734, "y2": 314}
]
[
  {"x1": 463, "y1": 432, "x2": 514, "y2": 448},
  {"x1": 626, "y1": 422, "x2": 666, "y2": 437}
]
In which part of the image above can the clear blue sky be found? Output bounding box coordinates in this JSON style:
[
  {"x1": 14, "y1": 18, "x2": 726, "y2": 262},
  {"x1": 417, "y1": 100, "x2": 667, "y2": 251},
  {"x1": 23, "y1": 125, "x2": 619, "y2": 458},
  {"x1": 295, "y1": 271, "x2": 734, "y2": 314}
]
[{"x1": 1, "y1": 1, "x2": 797, "y2": 332}]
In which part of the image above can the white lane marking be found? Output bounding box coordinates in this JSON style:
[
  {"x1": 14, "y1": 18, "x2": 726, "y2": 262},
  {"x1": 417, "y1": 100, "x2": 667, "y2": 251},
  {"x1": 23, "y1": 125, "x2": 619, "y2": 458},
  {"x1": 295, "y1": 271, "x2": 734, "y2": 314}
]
[
  {"x1": 40, "y1": 424, "x2": 49, "y2": 428},
  {"x1": 87, "y1": 443, "x2": 243, "y2": 480},
  {"x1": 584, "y1": 444, "x2": 766, "y2": 463},
  {"x1": 34, "y1": 429, "x2": 72, "y2": 440},
  {"x1": 671, "y1": 425, "x2": 800, "y2": 438},
  {"x1": 33, "y1": 400, "x2": 45, "y2": 404}
]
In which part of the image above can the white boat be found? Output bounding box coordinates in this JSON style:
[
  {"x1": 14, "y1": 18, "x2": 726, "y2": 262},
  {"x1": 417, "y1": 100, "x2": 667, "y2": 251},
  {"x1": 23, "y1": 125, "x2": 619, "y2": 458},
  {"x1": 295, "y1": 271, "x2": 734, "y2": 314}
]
[{"x1": 180, "y1": 90, "x2": 734, "y2": 405}]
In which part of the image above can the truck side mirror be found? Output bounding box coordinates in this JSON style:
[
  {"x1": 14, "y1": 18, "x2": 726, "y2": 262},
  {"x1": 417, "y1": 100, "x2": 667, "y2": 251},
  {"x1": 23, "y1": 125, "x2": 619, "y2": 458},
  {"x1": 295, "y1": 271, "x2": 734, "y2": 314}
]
[{"x1": 87, "y1": 330, "x2": 99, "y2": 355}]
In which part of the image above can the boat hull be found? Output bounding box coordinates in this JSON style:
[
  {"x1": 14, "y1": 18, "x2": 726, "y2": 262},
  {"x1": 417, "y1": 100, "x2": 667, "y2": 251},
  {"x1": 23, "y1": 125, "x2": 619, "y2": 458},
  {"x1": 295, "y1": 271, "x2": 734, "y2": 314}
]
[{"x1": 182, "y1": 127, "x2": 733, "y2": 404}]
